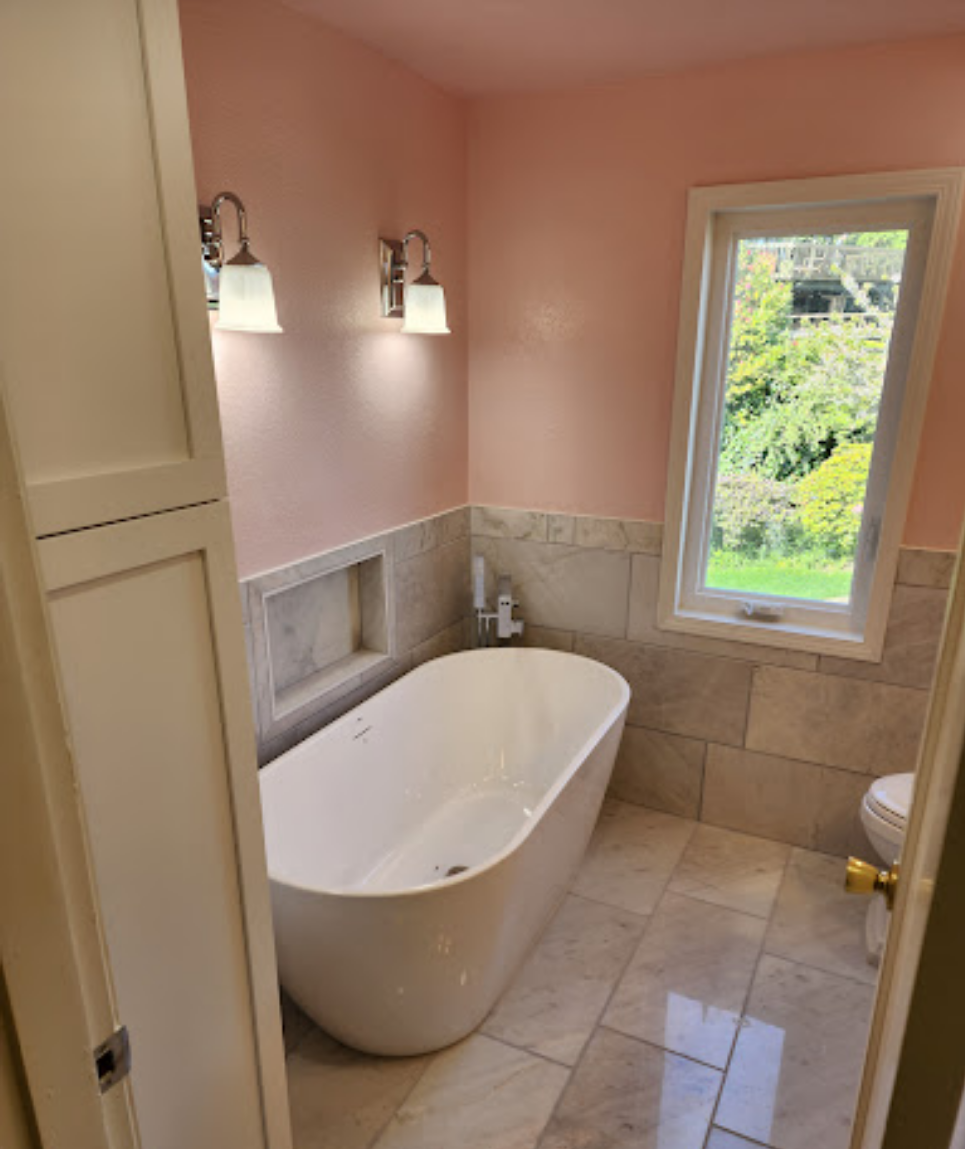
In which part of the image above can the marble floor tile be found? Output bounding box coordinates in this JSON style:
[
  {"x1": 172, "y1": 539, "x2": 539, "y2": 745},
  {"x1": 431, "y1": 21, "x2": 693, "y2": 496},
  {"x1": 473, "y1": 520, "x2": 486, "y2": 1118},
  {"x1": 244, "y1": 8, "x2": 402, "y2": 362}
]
[
  {"x1": 715, "y1": 955, "x2": 874, "y2": 1149},
  {"x1": 765, "y1": 848, "x2": 877, "y2": 984},
  {"x1": 668, "y1": 824, "x2": 791, "y2": 919},
  {"x1": 571, "y1": 800, "x2": 696, "y2": 915},
  {"x1": 705, "y1": 1130, "x2": 767, "y2": 1148},
  {"x1": 280, "y1": 989, "x2": 315, "y2": 1055},
  {"x1": 603, "y1": 892, "x2": 765, "y2": 1068},
  {"x1": 372, "y1": 1034, "x2": 568, "y2": 1149},
  {"x1": 540, "y1": 1027, "x2": 721, "y2": 1149},
  {"x1": 482, "y1": 894, "x2": 647, "y2": 1065},
  {"x1": 286, "y1": 1027, "x2": 428, "y2": 1149}
]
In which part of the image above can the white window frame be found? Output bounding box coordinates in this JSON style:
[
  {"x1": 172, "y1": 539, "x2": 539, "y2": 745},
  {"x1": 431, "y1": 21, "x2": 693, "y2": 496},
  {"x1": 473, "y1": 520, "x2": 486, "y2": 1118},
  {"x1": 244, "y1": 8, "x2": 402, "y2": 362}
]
[{"x1": 660, "y1": 170, "x2": 964, "y2": 661}]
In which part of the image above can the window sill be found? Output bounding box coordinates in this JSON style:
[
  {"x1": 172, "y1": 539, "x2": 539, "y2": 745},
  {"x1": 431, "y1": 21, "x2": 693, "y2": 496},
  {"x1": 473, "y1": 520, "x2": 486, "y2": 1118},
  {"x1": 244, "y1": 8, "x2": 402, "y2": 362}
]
[{"x1": 657, "y1": 606, "x2": 885, "y2": 663}]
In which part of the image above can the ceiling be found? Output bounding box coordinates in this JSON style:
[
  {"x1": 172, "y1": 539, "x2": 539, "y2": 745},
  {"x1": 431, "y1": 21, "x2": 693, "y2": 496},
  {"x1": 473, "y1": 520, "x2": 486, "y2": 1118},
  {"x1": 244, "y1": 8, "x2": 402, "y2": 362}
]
[{"x1": 284, "y1": 0, "x2": 965, "y2": 96}]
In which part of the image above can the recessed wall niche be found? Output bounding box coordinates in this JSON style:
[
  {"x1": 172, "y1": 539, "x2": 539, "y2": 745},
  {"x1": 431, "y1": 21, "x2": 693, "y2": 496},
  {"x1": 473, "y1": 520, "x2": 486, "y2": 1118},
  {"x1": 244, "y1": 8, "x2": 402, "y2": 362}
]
[{"x1": 247, "y1": 538, "x2": 395, "y2": 743}]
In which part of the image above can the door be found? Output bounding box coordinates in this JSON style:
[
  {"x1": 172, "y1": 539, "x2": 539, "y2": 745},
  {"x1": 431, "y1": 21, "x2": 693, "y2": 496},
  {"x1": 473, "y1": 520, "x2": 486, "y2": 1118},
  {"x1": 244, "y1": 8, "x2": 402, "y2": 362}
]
[
  {"x1": 850, "y1": 534, "x2": 965, "y2": 1148},
  {"x1": 0, "y1": 389, "x2": 130, "y2": 1149},
  {"x1": 0, "y1": 0, "x2": 292, "y2": 1143},
  {"x1": 1, "y1": 980, "x2": 41, "y2": 1149},
  {"x1": 0, "y1": 372, "x2": 291, "y2": 1149},
  {"x1": 38, "y1": 502, "x2": 290, "y2": 1149}
]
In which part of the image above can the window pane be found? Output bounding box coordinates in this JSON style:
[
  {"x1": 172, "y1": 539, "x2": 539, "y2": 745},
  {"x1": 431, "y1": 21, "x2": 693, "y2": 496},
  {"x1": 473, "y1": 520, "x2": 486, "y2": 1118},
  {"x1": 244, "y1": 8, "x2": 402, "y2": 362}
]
[{"x1": 705, "y1": 230, "x2": 908, "y2": 602}]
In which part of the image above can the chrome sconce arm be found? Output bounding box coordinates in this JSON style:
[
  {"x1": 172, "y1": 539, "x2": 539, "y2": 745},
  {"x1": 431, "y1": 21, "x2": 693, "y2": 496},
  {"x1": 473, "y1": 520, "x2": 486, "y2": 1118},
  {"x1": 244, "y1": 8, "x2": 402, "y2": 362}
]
[
  {"x1": 198, "y1": 191, "x2": 282, "y2": 333},
  {"x1": 200, "y1": 191, "x2": 253, "y2": 274},
  {"x1": 379, "y1": 228, "x2": 450, "y2": 334}
]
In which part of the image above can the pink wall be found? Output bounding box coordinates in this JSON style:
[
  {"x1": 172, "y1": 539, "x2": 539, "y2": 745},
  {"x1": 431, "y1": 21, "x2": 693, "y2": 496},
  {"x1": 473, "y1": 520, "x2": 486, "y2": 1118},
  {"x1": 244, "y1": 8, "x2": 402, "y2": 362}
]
[
  {"x1": 179, "y1": 0, "x2": 468, "y2": 578},
  {"x1": 468, "y1": 35, "x2": 965, "y2": 549}
]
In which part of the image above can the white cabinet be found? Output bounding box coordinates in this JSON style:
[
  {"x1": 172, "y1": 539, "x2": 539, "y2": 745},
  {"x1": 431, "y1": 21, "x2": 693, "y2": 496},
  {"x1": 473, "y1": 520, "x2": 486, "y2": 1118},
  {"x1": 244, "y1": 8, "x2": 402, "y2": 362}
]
[
  {"x1": 0, "y1": 1, "x2": 291, "y2": 1147},
  {"x1": 0, "y1": 0, "x2": 224, "y2": 536},
  {"x1": 0, "y1": 989, "x2": 39, "y2": 1149},
  {"x1": 39, "y1": 506, "x2": 289, "y2": 1149}
]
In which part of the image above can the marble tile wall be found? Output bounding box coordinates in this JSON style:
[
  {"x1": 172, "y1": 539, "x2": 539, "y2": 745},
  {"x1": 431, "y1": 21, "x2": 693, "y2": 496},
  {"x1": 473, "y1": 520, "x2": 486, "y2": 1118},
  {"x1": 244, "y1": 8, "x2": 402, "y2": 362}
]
[
  {"x1": 242, "y1": 507, "x2": 471, "y2": 765},
  {"x1": 472, "y1": 505, "x2": 954, "y2": 856},
  {"x1": 239, "y1": 498, "x2": 952, "y2": 847}
]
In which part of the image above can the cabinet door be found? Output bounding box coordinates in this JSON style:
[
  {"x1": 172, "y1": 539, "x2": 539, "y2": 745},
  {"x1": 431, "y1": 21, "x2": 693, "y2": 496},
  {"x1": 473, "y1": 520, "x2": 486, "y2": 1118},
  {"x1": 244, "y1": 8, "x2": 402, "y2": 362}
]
[
  {"x1": 0, "y1": 0, "x2": 224, "y2": 536},
  {"x1": 38, "y1": 504, "x2": 290, "y2": 1149},
  {"x1": 0, "y1": 983, "x2": 39, "y2": 1149}
]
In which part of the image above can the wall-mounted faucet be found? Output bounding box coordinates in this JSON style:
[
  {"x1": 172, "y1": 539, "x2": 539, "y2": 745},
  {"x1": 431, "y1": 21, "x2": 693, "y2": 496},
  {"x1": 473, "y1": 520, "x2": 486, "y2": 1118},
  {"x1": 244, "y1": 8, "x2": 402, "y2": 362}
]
[{"x1": 473, "y1": 557, "x2": 524, "y2": 646}]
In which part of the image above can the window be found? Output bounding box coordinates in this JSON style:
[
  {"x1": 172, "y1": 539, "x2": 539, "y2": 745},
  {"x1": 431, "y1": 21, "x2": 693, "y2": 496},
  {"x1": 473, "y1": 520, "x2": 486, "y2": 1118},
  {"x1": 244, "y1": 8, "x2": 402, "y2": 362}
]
[{"x1": 660, "y1": 171, "x2": 963, "y2": 659}]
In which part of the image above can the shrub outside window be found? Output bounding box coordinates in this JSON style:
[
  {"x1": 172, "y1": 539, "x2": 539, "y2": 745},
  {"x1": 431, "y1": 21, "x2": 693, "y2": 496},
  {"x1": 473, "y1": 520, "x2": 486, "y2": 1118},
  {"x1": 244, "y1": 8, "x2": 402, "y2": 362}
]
[{"x1": 659, "y1": 171, "x2": 963, "y2": 659}]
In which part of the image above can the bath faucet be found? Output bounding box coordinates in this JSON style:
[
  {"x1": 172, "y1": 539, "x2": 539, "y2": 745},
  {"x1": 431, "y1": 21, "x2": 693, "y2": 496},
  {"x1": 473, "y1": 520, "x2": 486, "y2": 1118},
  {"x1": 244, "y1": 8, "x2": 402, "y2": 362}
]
[
  {"x1": 473, "y1": 557, "x2": 524, "y2": 645},
  {"x1": 496, "y1": 575, "x2": 525, "y2": 641}
]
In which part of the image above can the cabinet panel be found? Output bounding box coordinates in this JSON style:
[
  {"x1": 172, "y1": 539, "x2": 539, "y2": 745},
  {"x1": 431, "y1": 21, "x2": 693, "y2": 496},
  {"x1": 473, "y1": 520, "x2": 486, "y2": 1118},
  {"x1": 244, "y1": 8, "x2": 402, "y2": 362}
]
[
  {"x1": 39, "y1": 505, "x2": 290, "y2": 1149},
  {"x1": 0, "y1": 0, "x2": 225, "y2": 535},
  {"x1": 0, "y1": 977, "x2": 39, "y2": 1149}
]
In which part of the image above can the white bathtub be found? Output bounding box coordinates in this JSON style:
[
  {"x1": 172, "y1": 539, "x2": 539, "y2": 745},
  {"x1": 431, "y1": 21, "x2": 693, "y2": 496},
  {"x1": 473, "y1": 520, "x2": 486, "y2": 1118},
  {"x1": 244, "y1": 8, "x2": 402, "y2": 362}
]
[{"x1": 259, "y1": 648, "x2": 629, "y2": 1055}]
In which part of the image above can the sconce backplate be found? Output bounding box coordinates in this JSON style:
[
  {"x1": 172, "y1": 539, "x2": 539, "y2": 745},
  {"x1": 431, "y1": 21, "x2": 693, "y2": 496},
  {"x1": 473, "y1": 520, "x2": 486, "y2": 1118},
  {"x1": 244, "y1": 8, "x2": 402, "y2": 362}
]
[{"x1": 380, "y1": 238, "x2": 406, "y2": 318}]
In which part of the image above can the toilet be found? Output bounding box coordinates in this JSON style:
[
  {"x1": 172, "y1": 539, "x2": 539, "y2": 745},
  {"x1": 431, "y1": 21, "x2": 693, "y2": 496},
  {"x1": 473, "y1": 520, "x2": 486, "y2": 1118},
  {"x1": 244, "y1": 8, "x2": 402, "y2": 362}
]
[{"x1": 859, "y1": 773, "x2": 914, "y2": 963}]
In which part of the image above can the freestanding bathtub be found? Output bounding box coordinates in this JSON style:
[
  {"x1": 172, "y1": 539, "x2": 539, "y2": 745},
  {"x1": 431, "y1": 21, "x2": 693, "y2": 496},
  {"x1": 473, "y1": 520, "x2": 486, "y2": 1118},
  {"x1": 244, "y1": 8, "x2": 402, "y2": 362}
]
[{"x1": 259, "y1": 647, "x2": 629, "y2": 1056}]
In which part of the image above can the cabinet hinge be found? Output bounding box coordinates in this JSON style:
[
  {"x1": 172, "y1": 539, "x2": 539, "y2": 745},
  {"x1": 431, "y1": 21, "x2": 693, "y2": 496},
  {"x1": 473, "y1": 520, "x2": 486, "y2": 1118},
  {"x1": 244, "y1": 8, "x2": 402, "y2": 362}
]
[{"x1": 94, "y1": 1025, "x2": 131, "y2": 1094}]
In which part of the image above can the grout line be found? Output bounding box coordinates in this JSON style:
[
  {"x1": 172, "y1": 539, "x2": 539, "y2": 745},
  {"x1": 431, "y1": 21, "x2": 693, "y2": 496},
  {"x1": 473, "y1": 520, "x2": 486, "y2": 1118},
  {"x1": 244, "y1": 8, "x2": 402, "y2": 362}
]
[
  {"x1": 361, "y1": 1051, "x2": 436, "y2": 1149},
  {"x1": 622, "y1": 554, "x2": 635, "y2": 640},
  {"x1": 759, "y1": 949, "x2": 880, "y2": 992},
  {"x1": 476, "y1": 1031, "x2": 575, "y2": 1071},
  {"x1": 565, "y1": 888, "x2": 650, "y2": 923},
  {"x1": 531, "y1": 884, "x2": 661, "y2": 1149},
  {"x1": 593, "y1": 1023, "x2": 730, "y2": 1076},
  {"x1": 667, "y1": 886, "x2": 775, "y2": 923},
  {"x1": 741, "y1": 666, "x2": 756, "y2": 747},
  {"x1": 532, "y1": 823, "x2": 701, "y2": 1149},
  {"x1": 703, "y1": 1126, "x2": 774, "y2": 1149},
  {"x1": 697, "y1": 739, "x2": 710, "y2": 821},
  {"x1": 697, "y1": 844, "x2": 794, "y2": 1143}
]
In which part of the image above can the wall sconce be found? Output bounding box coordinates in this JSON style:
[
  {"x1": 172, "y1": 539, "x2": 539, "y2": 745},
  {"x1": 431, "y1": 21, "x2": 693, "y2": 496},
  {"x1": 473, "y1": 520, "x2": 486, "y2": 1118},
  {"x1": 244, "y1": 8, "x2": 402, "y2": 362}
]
[
  {"x1": 199, "y1": 192, "x2": 282, "y2": 334},
  {"x1": 379, "y1": 230, "x2": 450, "y2": 335}
]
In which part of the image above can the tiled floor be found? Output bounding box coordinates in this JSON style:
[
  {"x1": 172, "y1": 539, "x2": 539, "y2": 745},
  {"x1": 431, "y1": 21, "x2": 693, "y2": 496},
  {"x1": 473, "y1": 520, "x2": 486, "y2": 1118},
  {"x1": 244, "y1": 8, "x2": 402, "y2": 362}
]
[{"x1": 285, "y1": 800, "x2": 877, "y2": 1149}]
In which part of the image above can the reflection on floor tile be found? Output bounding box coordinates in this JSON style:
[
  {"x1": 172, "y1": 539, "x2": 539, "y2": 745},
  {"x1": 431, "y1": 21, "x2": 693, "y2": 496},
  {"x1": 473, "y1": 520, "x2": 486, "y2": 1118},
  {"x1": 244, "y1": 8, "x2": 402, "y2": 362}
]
[
  {"x1": 668, "y1": 824, "x2": 790, "y2": 919},
  {"x1": 287, "y1": 1027, "x2": 428, "y2": 1149},
  {"x1": 604, "y1": 892, "x2": 765, "y2": 1068},
  {"x1": 705, "y1": 1130, "x2": 767, "y2": 1148},
  {"x1": 764, "y1": 849, "x2": 876, "y2": 984},
  {"x1": 482, "y1": 894, "x2": 647, "y2": 1065},
  {"x1": 715, "y1": 955, "x2": 874, "y2": 1149},
  {"x1": 372, "y1": 1034, "x2": 568, "y2": 1149},
  {"x1": 541, "y1": 1027, "x2": 721, "y2": 1149},
  {"x1": 571, "y1": 800, "x2": 695, "y2": 914}
]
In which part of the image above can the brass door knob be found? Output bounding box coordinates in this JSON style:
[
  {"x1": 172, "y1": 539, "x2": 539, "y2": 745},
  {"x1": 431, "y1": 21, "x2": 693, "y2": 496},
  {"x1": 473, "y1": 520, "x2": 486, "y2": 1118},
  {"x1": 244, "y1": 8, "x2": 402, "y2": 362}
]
[{"x1": 845, "y1": 857, "x2": 900, "y2": 911}]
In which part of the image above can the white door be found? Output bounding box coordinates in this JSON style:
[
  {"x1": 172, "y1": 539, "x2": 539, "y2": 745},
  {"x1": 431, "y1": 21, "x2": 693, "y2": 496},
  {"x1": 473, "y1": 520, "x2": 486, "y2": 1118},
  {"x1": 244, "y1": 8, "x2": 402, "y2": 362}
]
[
  {"x1": 38, "y1": 503, "x2": 291, "y2": 1149},
  {"x1": 0, "y1": 0, "x2": 292, "y2": 1144},
  {"x1": 851, "y1": 536, "x2": 965, "y2": 1149},
  {"x1": 1, "y1": 987, "x2": 41, "y2": 1149},
  {"x1": 0, "y1": 388, "x2": 129, "y2": 1149}
]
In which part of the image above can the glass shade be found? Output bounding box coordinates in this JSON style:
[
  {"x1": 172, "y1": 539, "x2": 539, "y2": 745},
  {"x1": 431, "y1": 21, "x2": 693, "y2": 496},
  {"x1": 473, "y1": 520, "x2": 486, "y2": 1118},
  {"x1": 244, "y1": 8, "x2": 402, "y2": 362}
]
[
  {"x1": 215, "y1": 260, "x2": 282, "y2": 333},
  {"x1": 401, "y1": 278, "x2": 450, "y2": 335}
]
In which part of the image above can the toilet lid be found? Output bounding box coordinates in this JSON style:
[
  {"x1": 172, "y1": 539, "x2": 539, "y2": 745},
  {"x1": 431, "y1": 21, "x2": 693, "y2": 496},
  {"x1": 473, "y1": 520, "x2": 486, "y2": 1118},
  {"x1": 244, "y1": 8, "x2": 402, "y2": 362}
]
[{"x1": 867, "y1": 773, "x2": 915, "y2": 825}]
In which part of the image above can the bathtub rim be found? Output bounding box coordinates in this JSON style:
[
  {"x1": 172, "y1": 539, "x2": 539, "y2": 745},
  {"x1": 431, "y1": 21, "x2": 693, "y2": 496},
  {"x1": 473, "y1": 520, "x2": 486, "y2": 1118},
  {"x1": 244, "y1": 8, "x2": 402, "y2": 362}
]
[{"x1": 259, "y1": 648, "x2": 629, "y2": 900}]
